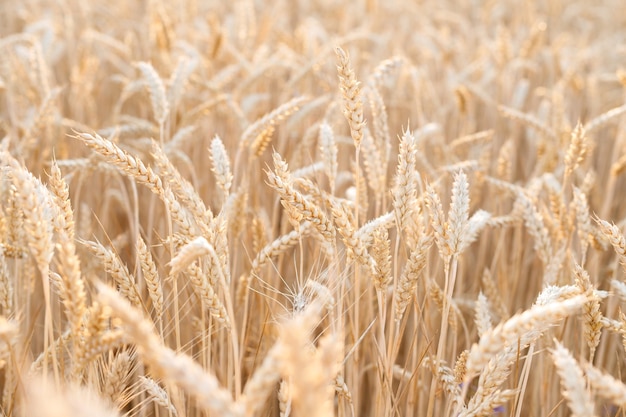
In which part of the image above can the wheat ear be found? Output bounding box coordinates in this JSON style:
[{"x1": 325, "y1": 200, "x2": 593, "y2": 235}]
[
  {"x1": 97, "y1": 283, "x2": 243, "y2": 416},
  {"x1": 551, "y1": 341, "x2": 595, "y2": 417}
]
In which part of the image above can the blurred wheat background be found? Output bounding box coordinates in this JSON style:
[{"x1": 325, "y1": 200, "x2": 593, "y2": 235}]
[{"x1": 1, "y1": 0, "x2": 626, "y2": 416}]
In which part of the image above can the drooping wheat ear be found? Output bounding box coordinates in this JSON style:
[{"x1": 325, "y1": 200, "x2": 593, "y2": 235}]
[
  {"x1": 534, "y1": 284, "x2": 582, "y2": 305},
  {"x1": 610, "y1": 152, "x2": 626, "y2": 177},
  {"x1": 78, "y1": 132, "x2": 197, "y2": 237},
  {"x1": 595, "y1": 217, "x2": 626, "y2": 274},
  {"x1": 72, "y1": 302, "x2": 125, "y2": 380},
  {"x1": 564, "y1": 122, "x2": 589, "y2": 179},
  {"x1": 167, "y1": 55, "x2": 198, "y2": 110},
  {"x1": 355, "y1": 211, "x2": 396, "y2": 247},
  {"x1": 330, "y1": 199, "x2": 376, "y2": 273},
  {"x1": 319, "y1": 122, "x2": 338, "y2": 194},
  {"x1": 360, "y1": 127, "x2": 383, "y2": 196},
  {"x1": 169, "y1": 236, "x2": 213, "y2": 276},
  {"x1": 3, "y1": 154, "x2": 54, "y2": 274},
  {"x1": 138, "y1": 376, "x2": 178, "y2": 416},
  {"x1": 48, "y1": 160, "x2": 87, "y2": 344},
  {"x1": 498, "y1": 104, "x2": 557, "y2": 141},
  {"x1": 584, "y1": 102, "x2": 626, "y2": 134},
  {"x1": 428, "y1": 280, "x2": 459, "y2": 330},
  {"x1": 97, "y1": 116, "x2": 158, "y2": 140},
  {"x1": 425, "y1": 183, "x2": 450, "y2": 259},
  {"x1": 572, "y1": 186, "x2": 592, "y2": 262},
  {"x1": 366, "y1": 86, "x2": 391, "y2": 178},
  {"x1": 210, "y1": 134, "x2": 233, "y2": 198},
  {"x1": 551, "y1": 341, "x2": 595, "y2": 417},
  {"x1": 461, "y1": 361, "x2": 517, "y2": 416},
  {"x1": 242, "y1": 96, "x2": 309, "y2": 156},
  {"x1": 454, "y1": 350, "x2": 469, "y2": 384},
  {"x1": 102, "y1": 351, "x2": 135, "y2": 408},
  {"x1": 97, "y1": 283, "x2": 243, "y2": 417},
  {"x1": 136, "y1": 236, "x2": 163, "y2": 320},
  {"x1": 465, "y1": 294, "x2": 587, "y2": 378},
  {"x1": 81, "y1": 239, "x2": 143, "y2": 308},
  {"x1": 242, "y1": 339, "x2": 283, "y2": 416},
  {"x1": 447, "y1": 170, "x2": 470, "y2": 255},
  {"x1": 459, "y1": 386, "x2": 516, "y2": 417},
  {"x1": 574, "y1": 263, "x2": 602, "y2": 360},
  {"x1": 392, "y1": 129, "x2": 418, "y2": 232},
  {"x1": 421, "y1": 357, "x2": 462, "y2": 403},
  {"x1": 2, "y1": 180, "x2": 27, "y2": 260},
  {"x1": 250, "y1": 222, "x2": 311, "y2": 276},
  {"x1": 371, "y1": 225, "x2": 391, "y2": 293},
  {"x1": 53, "y1": 235, "x2": 86, "y2": 344},
  {"x1": 75, "y1": 131, "x2": 163, "y2": 191},
  {"x1": 517, "y1": 192, "x2": 552, "y2": 264},
  {"x1": 583, "y1": 362, "x2": 626, "y2": 408},
  {"x1": 151, "y1": 139, "x2": 211, "y2": 233},
  {"x1": 266, "y1": 152, "x2": 335, "y2": 243},
  {"x1": 394, "y1": 234, "x2": 432, "y2": 322},
  {"x1": 49, "y1": 160, "x2": 75, "y2": 240},
  {"x1": 335, "y1": 46, "x2": 364, "y2": 147},
  {"x1": 475, "y1": 292, "x2": 493, "y2": 337},
  {"x1": 184, "y1": 260, "x2": 230, "y2": 328},
  {"x1": 367, "y1": 83, "x2": 391, "y2": 154},
  {"x1": 480, "y1": 269, "x2": 508, "y2": 320},
  {"x1": 135, "y1": 61, "x2": 169, "y2": 127},
  {"x1": 496, "y1": 139, "x2": 514, "y2": 180}
]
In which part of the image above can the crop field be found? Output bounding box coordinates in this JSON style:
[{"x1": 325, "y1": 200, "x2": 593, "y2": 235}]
[{"x1": 0, "y1": 1, "x2": 626, "y2": 416}]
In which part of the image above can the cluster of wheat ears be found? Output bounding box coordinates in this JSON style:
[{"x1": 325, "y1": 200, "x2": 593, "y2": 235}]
[{"x1": 1, "y1": 1, "x2": 626, "y2": 416}]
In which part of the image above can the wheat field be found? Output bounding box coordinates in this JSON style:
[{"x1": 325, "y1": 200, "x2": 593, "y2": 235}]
[{"x1": 1, "y1": 0, "x2": 626, "y2": 416}]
